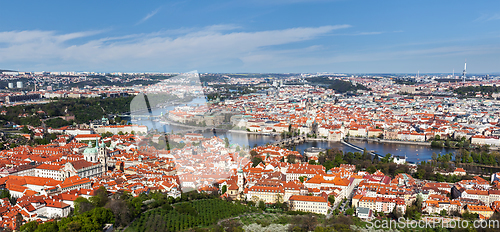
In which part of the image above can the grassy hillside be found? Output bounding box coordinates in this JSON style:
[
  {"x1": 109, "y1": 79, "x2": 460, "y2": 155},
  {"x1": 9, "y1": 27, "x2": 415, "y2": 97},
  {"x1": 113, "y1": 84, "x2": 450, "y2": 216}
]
[{"x1": 125, "y1": 199, "x2": 260, "y2": 232}]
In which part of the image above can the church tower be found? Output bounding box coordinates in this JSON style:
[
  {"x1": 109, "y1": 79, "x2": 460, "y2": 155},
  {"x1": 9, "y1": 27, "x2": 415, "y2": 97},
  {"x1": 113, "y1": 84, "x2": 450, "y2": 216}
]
[
  {"x1": 237, "y1": 168, "x2": 244, "y2": 192},
  {"x1": 97, "y1": 138, "x2": 108, "y2": 172}
]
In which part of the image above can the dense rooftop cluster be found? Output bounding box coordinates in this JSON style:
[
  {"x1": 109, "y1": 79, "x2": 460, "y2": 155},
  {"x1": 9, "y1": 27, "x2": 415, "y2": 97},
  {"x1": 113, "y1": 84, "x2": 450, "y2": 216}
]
[{"x1": 0, "y1": 73, "x2": 500, "y2": 230}]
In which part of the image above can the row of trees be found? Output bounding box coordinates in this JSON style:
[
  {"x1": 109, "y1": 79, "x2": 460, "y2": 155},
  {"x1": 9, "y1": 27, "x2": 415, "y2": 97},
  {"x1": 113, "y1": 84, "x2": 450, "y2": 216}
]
[
  {"x1": 456, "y1": 149, "x2": 500, "y2": 166},
  {"x1": 414, "y1": 160, "x2": 477, "y2": 183},
  {"x1": 20, "y1": 207, "x2": 114, "y2": 232},
  {"x1": 314, "y1": 143, "x2": 500, "y2": 182},
  {"x1": 431, "y1": 139, "x2": 472, "y2": 149},
  {"x1": 453, "y1": 85, "x2": 500, "y2": 96}
]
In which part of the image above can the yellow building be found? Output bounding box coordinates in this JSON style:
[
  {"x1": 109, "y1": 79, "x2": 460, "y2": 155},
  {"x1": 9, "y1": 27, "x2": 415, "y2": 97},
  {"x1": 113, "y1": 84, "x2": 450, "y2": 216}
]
[
  {"x1": 466, "y1": 205, "x2": 494, "y2": 219},
  {"x1": 289, "y1": 195, "x2": 329, "y2": 215},
  {"x1": 246, "y1": 186, "x2": 284, "y2": 203}
]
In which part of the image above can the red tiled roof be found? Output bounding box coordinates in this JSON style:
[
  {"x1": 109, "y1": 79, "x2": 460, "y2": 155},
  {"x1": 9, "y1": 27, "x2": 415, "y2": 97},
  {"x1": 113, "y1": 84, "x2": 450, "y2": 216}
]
[
  {"x1": 36, "y1": 164, "x2": 62, "y2": 171},
  {"x1": 289, "y1": 195, "x2": 327, "y2": 203},
  {"x1": 70, "y1": 160, "x2": 95, "y2": 170},
  {"x1": 45, "y1": 199, "x2": 70, "y2": 209}
]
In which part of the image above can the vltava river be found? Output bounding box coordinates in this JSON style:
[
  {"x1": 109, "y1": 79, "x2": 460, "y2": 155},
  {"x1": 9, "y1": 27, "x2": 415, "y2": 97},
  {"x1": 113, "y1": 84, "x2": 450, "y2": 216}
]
[{"x1": 127, "y1": 97, "x2": 454, "y2": 163}]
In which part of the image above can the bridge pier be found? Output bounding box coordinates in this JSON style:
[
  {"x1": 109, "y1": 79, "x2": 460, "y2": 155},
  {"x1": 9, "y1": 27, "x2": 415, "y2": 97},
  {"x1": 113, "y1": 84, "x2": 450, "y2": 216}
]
[{"x1": 269, "y1": 135, "x2": 308, "y2": 148}]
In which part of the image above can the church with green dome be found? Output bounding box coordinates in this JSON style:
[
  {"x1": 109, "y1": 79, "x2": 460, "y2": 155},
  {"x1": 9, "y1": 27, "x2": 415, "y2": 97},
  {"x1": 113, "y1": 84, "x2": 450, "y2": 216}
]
[{"x1": 83, "y1": 138, "x2": 108, "y2": 173}]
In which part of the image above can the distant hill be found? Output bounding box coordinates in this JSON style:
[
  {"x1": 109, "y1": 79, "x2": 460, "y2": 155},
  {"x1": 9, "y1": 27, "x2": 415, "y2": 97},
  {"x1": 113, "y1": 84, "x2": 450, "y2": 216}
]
[
  {"x1": 306, "y1": 76, "x2": 370, "y2": 93},
  {"x1": 0, "y1": 69, "x2": 16, "y2": 73},
  {"x1": 453, "y1": 85, "x2": 500, "y2": 96}
]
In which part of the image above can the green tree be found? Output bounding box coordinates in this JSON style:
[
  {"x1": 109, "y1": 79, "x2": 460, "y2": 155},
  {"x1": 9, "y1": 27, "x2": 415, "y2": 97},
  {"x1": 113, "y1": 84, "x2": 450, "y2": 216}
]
[
  {"x1": 20, "y1": 220, "x2": 38, "y2": 232},
  {"x1": 0, "y1": 189, "x2": 11, "y2": 199},
  {"x1": 74, "y1": 197, "x2": 94, "y2": 214},
  {"x1": 258, "y1": 200, "x2": 266, "y2": 210},
  {"x1": 60, "y1": 221, "x2": 82, "y2": 232},
  {"x1": 366, "y1": 165, "x2": 377, "y2": 174},
  {"x1": 381, "y1": 153, "x2": 393, "y2": 163},
  {"x1": 345, "y1": 208, "x2": 354, "y2": 216},
  {"x1": 101, "y1": 132, "x2": 113, "y2": 138},
  {"x1": 328, "y1": 195, "x2": 335, "y2": 206},
  {"x1": 221, "y1": 185, "x2": 227, "y2": 194},
  {"x1": 34, "y1": 221, "x2": 58, "y2": 232},
  {"x1": 440, "y1": 209, "x2": 447, "y2": 216},
  {"x1": 392, "y1": 206, "x2": 403, "y2": 219},
  {"x1": 462, "y1": 211, "x2": 479, "y2": 220},
  {"x1": 250, "y1": 150, "x2": 259, "y2": 157},
  {"x1": 276, "y1": 194, "x2": 284, "y2": 204},
  {"x1": 105, "y1": 197, "x2": 133, "y2": 227},
  {"x1": 251, "y1": 156, "x2": 263, "y2": 167},
  {"x1": 436, "y1": 173, "x2": 445, "y2": 182},
  {"x1": 175, "y1": 202, "x2": 198, "y2": 216},
  {"x1": 89, "y1": 186, "x2": 108, "y2": 207},
  {"x1": 22, "y1": 125, "x2": 30, "y2": 133}
]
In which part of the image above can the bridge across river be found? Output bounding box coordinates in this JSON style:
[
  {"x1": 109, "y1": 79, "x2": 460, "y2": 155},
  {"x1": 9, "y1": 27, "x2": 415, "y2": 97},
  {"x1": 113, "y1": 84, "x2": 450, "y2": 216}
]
[
  {"x1": 117, "y1": 114, "x2": 162, "y2": 119},
  {"x1": 172, "y1": 128, "x2": 229, "y2": 135},
  {"x1": 271, "y1": 135, "x2": 307, "y2": 147},
  {"x1": 144, "y1": 118, "x2": 230, "y2": 135},
  {"x1": 341, "y1": 139, "x2": 383, "y2": 159}
]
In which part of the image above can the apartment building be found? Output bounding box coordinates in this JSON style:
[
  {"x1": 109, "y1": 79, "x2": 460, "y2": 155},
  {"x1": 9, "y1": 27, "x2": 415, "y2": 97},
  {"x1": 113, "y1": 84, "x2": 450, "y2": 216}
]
[{"x1": 288, "y1": 195, "x2": 329, "y2": 215}]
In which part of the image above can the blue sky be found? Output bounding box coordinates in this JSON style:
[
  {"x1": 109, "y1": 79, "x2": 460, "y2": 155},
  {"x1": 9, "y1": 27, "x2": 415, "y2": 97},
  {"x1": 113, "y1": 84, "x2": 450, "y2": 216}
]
[{"x1": 0, "y1": 0, "x2": 499, "y2": 73}]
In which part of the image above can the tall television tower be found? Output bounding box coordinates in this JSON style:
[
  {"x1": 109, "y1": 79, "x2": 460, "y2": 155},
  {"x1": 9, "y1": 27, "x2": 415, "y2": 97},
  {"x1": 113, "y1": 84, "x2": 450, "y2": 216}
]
[{"x1": 462, "y1": 60, "x2": 467, "y2": 83}]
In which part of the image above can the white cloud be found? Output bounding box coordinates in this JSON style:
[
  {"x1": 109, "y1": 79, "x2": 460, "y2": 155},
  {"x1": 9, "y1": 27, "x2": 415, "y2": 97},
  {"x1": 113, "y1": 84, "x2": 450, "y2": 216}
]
[
  {"x1": 0, "y1": 25, "x2": 350, "y2": 71},
  {"x1": 232, "y1": 43, "x2": 500, "y2": 73},
  {"x1": 2, "y1": 24, "x2": 497, "y2": 73},
  {"x1": 0, "y1": 30, "x2": 102, "y2": 44},
  {"x1": 474, "y1": 13, "x2": 500, "y2": 22},
  {"x1": 136, "y1": 7, "x2": 161, "y2": 25}
]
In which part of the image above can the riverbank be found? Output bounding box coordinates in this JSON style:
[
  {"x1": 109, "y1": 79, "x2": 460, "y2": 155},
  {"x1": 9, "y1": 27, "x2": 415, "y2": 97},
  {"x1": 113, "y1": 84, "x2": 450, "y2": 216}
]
[
  {"x1": 347, "y1": 137, "x2": 431, "y2": 146},
  {"x1": 227, "y1": 130, "x2": 280, "y2": 136},
  {"x1": 347, "y1": 136, "x2": 500, "y2": 151},
  {"x1": 305, "y1": 138, "x2": 328, "y2": 141}
]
